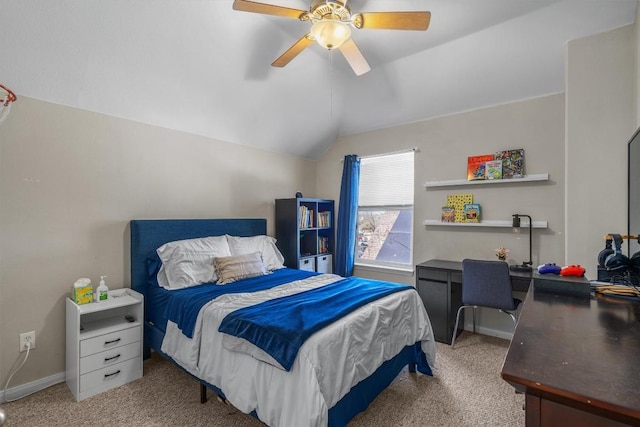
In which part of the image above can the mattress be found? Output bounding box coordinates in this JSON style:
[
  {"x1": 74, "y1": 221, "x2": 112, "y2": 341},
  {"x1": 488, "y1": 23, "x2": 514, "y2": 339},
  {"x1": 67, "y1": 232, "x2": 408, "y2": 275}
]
[{"x1": 159, "y1": 269, "x2": 435, "y2": 426}]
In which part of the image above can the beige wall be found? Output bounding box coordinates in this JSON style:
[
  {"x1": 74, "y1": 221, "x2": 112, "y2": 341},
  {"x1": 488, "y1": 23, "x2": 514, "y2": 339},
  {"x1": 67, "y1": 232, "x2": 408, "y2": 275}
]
[
  {"x1": 637, "y1": 6, "x2": 640, "y2": 126},
  {"x1": 317, "y1": 94, "x2": 566, "y2": 281},
  {"x1": 566, "y1": 24, "x2": 635, "y2": 278},
  {"x1": 0, "y1": 97, "x2": 315, "y2": 388}
]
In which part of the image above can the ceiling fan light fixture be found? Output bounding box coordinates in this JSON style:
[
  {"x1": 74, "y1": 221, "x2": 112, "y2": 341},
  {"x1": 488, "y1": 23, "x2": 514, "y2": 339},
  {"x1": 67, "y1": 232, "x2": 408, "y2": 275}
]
[{"x1": 310, "y1": 19, "x2": 351, "y2": 50}]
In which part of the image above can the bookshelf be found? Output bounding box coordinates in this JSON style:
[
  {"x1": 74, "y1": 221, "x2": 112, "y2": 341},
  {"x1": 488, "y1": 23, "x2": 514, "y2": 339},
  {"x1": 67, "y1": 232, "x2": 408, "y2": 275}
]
[{"x1": 275, "y1": 198, "x2": 335, "y2": 273}]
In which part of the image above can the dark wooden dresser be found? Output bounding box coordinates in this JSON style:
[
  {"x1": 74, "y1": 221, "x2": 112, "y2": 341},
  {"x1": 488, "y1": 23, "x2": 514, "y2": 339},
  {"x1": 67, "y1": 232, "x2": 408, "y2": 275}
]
[{"x1": 501, "y1": 287, "x2": 640, "y2": 426}]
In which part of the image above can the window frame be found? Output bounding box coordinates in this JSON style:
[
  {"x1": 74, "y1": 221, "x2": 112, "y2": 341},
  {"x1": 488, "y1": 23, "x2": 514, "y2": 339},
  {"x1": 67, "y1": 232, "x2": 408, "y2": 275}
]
[{"x1": 354, "y1": 145, "x2": 415, "y2": 272}]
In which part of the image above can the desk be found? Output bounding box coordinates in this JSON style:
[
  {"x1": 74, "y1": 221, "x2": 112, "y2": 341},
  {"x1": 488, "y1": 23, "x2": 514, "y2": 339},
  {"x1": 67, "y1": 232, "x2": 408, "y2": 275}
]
[
  {"x1": 501, "y1": 288, "x2": 640, "y2": 426},
  {"x1": 415, "y1": 259, "x2": 532, "y2": 344}
]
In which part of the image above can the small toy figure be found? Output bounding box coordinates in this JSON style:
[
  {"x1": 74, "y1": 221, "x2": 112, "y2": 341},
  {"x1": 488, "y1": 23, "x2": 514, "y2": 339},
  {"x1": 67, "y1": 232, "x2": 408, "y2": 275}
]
[{"x1": 495, "y1": 247, "x2": 509, "y2": 261}]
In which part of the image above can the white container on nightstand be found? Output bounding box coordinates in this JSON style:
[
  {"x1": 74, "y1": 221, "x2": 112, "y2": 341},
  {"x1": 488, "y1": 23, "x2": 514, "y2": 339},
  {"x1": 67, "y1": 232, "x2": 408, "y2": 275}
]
[{"x1": 65, "y1": 288, "x2": 144, "y2": 401}]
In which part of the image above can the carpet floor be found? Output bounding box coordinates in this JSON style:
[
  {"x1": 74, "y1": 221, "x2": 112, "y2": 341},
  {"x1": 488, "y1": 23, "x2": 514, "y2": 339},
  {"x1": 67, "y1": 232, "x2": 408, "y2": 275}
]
[{"x1": 2, "y1": 332, "x2": 524, "y2": 426}]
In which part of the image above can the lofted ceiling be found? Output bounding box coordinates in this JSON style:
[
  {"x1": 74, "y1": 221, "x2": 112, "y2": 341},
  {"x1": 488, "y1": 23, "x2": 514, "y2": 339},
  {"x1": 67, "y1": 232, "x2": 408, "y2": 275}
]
[{"x1": 0, "y1": 0, "x2": 637, "y2": 159}]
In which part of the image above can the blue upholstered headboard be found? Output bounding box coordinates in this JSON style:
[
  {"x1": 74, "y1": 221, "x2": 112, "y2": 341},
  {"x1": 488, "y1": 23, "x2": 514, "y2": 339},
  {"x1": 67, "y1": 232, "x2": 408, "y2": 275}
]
[{"x1": 130, "y1": 218, "x2": 267, "y2": 299}]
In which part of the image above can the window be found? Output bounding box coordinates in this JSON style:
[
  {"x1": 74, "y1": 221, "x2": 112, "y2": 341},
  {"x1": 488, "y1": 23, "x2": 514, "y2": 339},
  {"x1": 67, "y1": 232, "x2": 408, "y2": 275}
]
[{"x1": 356, "y1": 151, "x2": 414, "y2": 270}]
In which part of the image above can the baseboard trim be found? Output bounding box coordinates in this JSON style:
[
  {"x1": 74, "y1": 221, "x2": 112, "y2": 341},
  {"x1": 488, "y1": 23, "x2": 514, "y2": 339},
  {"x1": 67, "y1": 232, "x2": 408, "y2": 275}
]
[
  {"x1": 463, "y1": 322, "x2": 514, "y2": 341},
  {"x1": 0, "y1": 371, "x2": 65, "y2": 403}
]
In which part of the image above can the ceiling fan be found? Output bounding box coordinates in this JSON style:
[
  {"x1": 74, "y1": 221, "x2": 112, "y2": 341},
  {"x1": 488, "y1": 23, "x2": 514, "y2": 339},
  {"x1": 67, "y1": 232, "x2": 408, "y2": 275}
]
[{"x1": 232, "y1": 0, "x2": 431, "y2": 76}]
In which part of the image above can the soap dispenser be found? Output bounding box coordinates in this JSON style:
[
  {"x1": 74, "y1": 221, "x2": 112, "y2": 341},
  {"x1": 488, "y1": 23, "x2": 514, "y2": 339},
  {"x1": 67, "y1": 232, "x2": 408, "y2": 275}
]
[{"x1": 96, "y1": 276, "x2": 109, "y2": 302}]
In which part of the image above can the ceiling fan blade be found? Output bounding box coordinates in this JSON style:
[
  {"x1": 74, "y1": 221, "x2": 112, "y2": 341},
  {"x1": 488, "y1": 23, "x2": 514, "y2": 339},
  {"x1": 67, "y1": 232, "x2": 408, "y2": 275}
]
[
  {"x1": 272, "y1": 34, "x2": 314, "y2": 68},
  {"x1": 339, "y1": 39, "x2": 371, "y2": 76},
  {"x1": 353, "y1": 11, "x2": 431, "y2": 31},
  {"x1": 233, "y1": 0, "x2": 308, "y2": 19}
]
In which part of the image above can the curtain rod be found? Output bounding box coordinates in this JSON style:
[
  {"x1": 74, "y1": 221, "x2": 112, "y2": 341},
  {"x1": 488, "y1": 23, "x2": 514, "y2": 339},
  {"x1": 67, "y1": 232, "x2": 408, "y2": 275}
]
[{"x1": 339, "y1": 147, "x2": 419, "y2": 162}]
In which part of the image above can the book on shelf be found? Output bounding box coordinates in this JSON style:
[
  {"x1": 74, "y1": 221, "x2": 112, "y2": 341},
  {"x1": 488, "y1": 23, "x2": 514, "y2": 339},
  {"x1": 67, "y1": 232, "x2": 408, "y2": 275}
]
[
  {"x1": 485, "y1": 160, "x2": 502, "y2": 180},
  {"x1": 318, "y1": 237, "x2": 329, "y2": 254},
  {"x1": 299, "y1": 206, "x2": 314, "y2": 228},
  {"x1": 463, "y1": 203, "x2": 481, "y2": 222},
  {"x1": 441, "y1": 207, "x2": 455, "y2": 223},
  {"x1": 495, "y1": 149, "x2": 525, "y2": 179},
  {"x1": 317, "y1": 211, "x2": 331, "y2": 228},
  {"x1": 467, "y1": 154, "x2": 495, "y2": 181},
  {"x1": 446, "y1": 193, "x2": 473, "y2": 223}
]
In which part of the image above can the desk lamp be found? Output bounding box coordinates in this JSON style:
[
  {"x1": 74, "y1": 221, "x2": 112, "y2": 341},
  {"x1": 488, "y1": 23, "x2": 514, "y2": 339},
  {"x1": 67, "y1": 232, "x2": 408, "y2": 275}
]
[{"x1": 510, "y1": 214, "x2": 533, "y2": 272}]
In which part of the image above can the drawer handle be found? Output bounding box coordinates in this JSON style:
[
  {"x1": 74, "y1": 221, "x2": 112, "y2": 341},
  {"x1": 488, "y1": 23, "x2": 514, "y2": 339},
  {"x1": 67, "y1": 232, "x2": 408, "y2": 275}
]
[
  {"x1": 104, "y1": 370, "x2": 121, "y2": 378},
  {"x1": 104, "y1": 354, "x2": 121, "y2": 362},
  {"x1": 104, "y1": 338, "x2": 121, "y2": 345}
]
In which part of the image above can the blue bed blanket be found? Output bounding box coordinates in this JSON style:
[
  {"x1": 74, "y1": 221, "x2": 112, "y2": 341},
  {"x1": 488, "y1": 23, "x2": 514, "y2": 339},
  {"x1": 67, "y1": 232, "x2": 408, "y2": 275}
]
[
  {"x1": 165, "y1": 268, "x2": 318, "y2": 339},
  {"x1": 218, "y1": 277, "x2": 413, "y2": 371}
]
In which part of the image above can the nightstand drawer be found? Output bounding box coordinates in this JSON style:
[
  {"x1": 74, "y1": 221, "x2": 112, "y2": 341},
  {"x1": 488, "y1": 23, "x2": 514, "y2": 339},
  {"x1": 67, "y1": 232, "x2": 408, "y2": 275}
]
[
  {"x1": 80, "y1": 325, "x2": 140, "y2": 358},
  {"x1": 79, "y1": 357, "x2": 141, "y2": 394},
  {"x1": 80, "y1": 342, "x2": 140, "y2": 375}
]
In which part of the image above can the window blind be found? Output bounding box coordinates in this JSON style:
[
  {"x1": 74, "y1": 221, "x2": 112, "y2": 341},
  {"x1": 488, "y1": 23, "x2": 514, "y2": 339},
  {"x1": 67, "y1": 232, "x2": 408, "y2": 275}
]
[{"x1": 358, "y1": 151, "x2": 414, "y2": 207}]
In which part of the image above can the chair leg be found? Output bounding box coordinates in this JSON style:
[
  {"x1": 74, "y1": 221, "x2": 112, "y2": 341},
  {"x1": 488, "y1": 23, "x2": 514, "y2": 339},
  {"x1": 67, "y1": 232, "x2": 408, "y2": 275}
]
[
  {"x1": 451, "y1": 306, "x2": 463, "y2": 347},
  {"x1": 472, "y1": 307, "x2": 477, "y2": 333},
  {"x1": 451, "y1": 305, "x2": 470, "y2": 348},
  {"x1": 453, "y1": 307, "x2": 518, "y2": 348},
  {"x1": 500, "y1": 310, "x2": 518, "y2": 330}
]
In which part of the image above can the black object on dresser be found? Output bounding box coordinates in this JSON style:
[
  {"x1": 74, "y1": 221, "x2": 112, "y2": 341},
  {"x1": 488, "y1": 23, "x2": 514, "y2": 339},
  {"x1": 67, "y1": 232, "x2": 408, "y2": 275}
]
[
  {"x1": 415, "y1": 259, "x2": 533, "y2": 344},
  {"x1": 275, "y1": 198, "x2": 335, "y2": 273}
]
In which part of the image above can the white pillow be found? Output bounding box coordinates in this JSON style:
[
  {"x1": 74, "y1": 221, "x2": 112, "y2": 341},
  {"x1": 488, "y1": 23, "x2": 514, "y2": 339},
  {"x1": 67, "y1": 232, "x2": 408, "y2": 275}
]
[
  {"x1": 225, "y1": 235, "x2": 285, "y2": 271},
  {"x1": 157, "y1": 264, "x2": 171, "y2": 289},
  {"x1": 156, "y1": 236, "x2": 231, "y2": 289}
]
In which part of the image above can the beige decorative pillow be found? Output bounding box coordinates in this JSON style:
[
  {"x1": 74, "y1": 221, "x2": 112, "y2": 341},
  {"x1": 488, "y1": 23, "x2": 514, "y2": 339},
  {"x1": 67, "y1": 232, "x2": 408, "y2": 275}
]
[{"x1": 214, "y1": 252, "x2": 267, "y2": 284}]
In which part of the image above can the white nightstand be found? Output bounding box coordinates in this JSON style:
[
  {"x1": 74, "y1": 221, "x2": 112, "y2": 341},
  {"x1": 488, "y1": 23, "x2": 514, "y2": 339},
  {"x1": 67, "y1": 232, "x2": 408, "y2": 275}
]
[{"x1": 65, "y1": 288, "x2": 143, "y2": 401}]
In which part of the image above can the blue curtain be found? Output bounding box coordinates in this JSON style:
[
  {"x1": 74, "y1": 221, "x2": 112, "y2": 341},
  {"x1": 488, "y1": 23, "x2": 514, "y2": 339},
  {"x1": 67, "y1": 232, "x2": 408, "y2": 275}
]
[{"x1": 335, "y1": 154, "x2": 360, "y2": 277}]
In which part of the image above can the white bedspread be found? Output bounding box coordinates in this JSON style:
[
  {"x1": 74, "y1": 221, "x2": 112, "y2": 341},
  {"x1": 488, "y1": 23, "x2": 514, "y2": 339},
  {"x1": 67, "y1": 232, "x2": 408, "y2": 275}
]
[{"x1": 161, "y1": 274, "x2": 436, "y2": 427}]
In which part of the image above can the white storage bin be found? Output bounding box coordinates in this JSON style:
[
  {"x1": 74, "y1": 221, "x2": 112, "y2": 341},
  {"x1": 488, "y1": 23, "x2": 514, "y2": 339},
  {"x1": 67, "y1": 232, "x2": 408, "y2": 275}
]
[
  {"x1": 299, "y1": 258, "x2": 316, "y2": 272},
  {"x1": 316, "y1": 255, "x2": 332, "y2": 274}
]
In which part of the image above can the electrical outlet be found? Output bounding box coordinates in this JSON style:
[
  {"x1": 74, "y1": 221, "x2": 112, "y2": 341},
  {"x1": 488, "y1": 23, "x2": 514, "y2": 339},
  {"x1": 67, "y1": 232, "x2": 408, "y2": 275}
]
[{"x1": 19, "y1": 331, "x2": 36, "y2": 352}]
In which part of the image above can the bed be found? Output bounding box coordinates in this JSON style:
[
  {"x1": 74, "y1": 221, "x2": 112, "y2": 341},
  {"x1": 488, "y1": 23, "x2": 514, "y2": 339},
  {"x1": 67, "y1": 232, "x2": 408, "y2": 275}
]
[{"x1": 130, "y1": 218, "x2": 435, "y2": 426}]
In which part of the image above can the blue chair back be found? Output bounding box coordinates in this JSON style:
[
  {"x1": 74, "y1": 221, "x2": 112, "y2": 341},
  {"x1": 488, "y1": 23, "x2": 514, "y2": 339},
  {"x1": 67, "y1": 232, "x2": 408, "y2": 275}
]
[{"x1": 462, "y1": 259, "x2": 517, "y2": 310}]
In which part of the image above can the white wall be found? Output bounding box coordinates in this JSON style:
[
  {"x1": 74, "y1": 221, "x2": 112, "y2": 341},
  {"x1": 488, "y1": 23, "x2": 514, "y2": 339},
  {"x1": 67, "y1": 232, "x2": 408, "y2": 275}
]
[
  {"x1": 0, "y1": 97, "x2": 315, "y2": 389},
  {"x1": 637, "y1": 6, "x2": 640, "y2": 126},
  {"x1": 317, "y1": 94, "x2": 566, "y2": 280},
  {"x1": 565, "y1": 24, "x2": 635, "y2": 277}
]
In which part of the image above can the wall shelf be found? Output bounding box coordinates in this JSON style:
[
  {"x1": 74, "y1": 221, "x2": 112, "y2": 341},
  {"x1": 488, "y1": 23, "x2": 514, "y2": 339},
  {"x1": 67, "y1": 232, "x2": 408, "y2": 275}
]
[
  {"x1": 424, "y1": 173, "x2": 549, "y2": 188},
  {"x1": 423, "y1": 219, "x2": 548, "y2": 229}
]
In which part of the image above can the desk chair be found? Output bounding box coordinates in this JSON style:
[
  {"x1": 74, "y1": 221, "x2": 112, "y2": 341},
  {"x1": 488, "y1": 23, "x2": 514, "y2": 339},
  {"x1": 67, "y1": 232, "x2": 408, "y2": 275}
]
[{"x1": 451, "y1": 259, "x2": 522, "y2": 348}]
